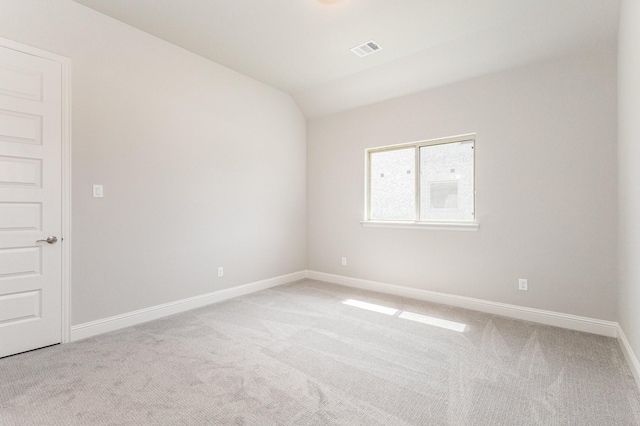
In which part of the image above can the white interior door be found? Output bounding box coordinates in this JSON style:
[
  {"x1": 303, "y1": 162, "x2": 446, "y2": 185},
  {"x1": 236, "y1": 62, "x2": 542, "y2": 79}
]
[{"x1": 0, "y1": 44, "x2": 62, "y2": 358}]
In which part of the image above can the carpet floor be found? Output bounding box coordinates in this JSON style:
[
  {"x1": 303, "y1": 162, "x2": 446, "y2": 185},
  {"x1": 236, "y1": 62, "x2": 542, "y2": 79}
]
[{"x1": 1, "y1": 279, "x2": 639, "y2": 425}]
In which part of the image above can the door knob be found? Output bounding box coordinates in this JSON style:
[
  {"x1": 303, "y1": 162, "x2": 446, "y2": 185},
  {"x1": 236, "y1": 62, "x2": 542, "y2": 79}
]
[{"x1": 36, "y1": 236, "x2": 58, "y2": 244}]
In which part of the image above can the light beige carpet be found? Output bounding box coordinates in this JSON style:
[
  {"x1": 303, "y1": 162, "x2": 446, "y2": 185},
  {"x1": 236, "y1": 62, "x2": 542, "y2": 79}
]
[{"x1": 1, "y1": 279, "x2": 639, "y2": 425}]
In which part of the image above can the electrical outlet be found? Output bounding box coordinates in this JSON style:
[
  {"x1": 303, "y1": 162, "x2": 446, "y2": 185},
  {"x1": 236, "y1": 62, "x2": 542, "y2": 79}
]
[
  {"x1": 518, "y1": 279, "x2": 528, "y2": 291},
  {"x1": 341, "y1": 257, "x2": 347, "y2": 266},
  {"x1": 92, "y1": 184, "x2": 103, "y2": 198},
  {"x1": 217, "y1": 267, "x2": 224, "y2": 278}
]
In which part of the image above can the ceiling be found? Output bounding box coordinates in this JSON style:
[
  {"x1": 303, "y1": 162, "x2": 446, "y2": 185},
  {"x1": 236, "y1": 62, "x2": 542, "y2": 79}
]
[{"x1": 72, "y1": 0, "x2": 620, "y2": 118}]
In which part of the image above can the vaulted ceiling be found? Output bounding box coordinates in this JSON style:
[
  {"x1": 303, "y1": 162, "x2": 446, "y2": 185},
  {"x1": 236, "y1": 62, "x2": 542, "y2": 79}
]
[{"x1": 72, "y1": 0, "x2": 620, "y2": 118}]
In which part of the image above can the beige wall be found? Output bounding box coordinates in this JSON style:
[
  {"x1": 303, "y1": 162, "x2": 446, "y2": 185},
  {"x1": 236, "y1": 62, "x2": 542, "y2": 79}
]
[
  {"x1": 618, "y1": 0, "x2": 640, "y2": 356},
  {"x1": 0, "y1": 0, "x2": 307, "y2": 325},
  {"x1": 308, "y1": 46, "x2": 618, "y2": 320}
]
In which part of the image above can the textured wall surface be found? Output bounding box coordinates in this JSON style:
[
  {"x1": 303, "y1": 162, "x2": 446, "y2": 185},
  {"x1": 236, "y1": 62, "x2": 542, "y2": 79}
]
[
  {"x1": 0, "y1": 0, "x2": 307, "y2": 325},
  {"x1": 618, "y1": 0, "x2": 640, "y2": 361},
  {"x1": 308, "y1": 46, "x2": 617, "y2": 320},
  {"x1": 0, "y1": 0, "x2": 623, "y2": 329}
]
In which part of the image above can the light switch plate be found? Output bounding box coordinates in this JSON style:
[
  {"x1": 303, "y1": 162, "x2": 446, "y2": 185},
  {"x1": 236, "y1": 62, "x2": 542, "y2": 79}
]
[{"x1": 93, "y1": 184, "x2": 103, "y2": 198}]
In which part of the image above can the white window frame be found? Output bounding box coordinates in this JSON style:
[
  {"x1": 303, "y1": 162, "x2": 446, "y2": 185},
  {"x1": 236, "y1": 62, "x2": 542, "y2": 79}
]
[{"x1": 362, "y1": 133, "x2": 478, "y2": 231}]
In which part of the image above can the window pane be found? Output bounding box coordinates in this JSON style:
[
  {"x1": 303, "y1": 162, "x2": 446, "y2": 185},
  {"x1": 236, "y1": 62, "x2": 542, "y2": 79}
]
[
  {"x1": 370, "y1": 148, "x2": 415, "y2": 220},
  {"x1": 420, "y1": 141, "x2": 474, "y2": 221},
  {"x1": 430, "y1": 181, "x2": 458, "y2": 209}
]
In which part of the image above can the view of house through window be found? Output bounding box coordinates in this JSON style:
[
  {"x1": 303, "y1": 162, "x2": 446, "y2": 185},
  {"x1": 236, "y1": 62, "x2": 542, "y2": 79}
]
[{"x1": 366, "y1": 135, "x2": 475, "y2": 223}]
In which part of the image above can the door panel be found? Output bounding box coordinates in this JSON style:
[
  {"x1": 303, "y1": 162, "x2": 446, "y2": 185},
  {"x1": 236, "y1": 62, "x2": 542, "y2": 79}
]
[
  {"x1": 0, "y1": 290, "x2": 41, "y2": 325},
  {"x1": 0, "y1": 45, "x2": 62, "y2": 358},
  {"x1": 0, "y1": 109, "x2": 42, "y2": 145},
  {"x1": 0, "y1": 62, "x2": 43, "y2": 102}
]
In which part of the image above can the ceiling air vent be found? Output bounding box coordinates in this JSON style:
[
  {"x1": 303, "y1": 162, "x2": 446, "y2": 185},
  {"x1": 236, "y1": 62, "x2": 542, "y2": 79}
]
[{"x1": 351, "y1": 40, "x2": 382, "y2": 57}]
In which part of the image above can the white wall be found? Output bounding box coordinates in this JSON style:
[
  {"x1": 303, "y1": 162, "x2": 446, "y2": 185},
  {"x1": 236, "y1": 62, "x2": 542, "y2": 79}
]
[
  {"x1": 618, "y1": 0, "x2": 640, "y2": 357},
  {"x1": 308, "y1": 46, "x2": 618, "y2": 320},
  {"x1": 0, "y1": 0, "x2": 307, "y2": 325},
  {"x1": 0, "y1": 0, "x2": 621, "y2": 329}
]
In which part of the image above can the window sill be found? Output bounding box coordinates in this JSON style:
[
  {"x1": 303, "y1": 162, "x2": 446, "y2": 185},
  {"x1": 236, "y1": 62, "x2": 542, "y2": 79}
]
[{"x1": 360, "y1": 220, "x2": 479, "y2": 231}]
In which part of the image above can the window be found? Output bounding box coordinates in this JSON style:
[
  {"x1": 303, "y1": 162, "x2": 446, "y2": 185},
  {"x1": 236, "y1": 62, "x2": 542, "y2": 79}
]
[{"x1": 364, "y1": 134, "x2": 476, "y2": 230}]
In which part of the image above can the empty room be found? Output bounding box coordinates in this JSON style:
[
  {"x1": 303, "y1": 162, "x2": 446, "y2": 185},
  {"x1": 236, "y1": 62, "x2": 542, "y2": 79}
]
[{"x1": 1, "y1": 0, "x2": 640, "y2": 424}]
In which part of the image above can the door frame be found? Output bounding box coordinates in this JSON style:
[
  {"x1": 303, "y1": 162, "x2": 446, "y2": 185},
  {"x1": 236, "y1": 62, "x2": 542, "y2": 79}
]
[{"x1": 0, "y1": 36, "x2": 72, "y2": 344}]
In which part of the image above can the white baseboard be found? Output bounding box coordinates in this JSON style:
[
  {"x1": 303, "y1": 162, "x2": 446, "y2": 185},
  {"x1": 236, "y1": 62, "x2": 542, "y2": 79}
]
[
  {"x1": 70, "y1": 270, "x2": 306, "y2": 341},
  {"x1": 71, "y1": 269, "x2": 619, "y2": 341},
  {"x1": 306, "y1": 270, "x2": 618, "y2": 337},
  {"x1": 617, "y1": 325, "x2": 640, "y2": 388}
]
